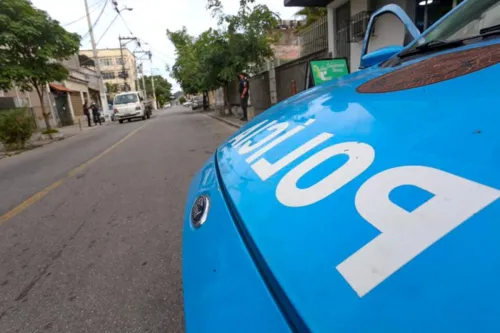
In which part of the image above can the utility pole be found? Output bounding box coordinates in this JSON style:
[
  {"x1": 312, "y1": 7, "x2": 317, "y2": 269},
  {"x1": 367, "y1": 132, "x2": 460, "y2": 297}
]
[
  {"x1": 119, "y1": 36, "x2": 127, "y2": 91},
  {"x1": 149, "y1": 53, "x2": 157, "y2": 110},
  {"x1": 141, "y1": 65, "x2": 147, "y2": 100},
  {"x1": 150, "y1": 70, "x2": 157, "y2": 110},
  {"x1": 134, "y1": 50, "x2": 156, "y2": 109},
  {"x1": 84, "y1": 0, "x2": 109, "y2": 116},
  {"x1": 118, "y1": 36, "x2": 137, "y2": 92}
]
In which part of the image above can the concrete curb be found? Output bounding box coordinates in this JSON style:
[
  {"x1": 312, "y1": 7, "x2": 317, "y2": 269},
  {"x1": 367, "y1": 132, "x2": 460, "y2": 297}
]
[{"x1": 206, "y1": 113, "x2": 243, "y2": 128}]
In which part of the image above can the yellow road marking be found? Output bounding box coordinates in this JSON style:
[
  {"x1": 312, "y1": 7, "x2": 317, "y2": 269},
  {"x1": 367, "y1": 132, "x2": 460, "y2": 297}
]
[{"x1": 0, "y1": 122, "x2": 149, "y2": 225}]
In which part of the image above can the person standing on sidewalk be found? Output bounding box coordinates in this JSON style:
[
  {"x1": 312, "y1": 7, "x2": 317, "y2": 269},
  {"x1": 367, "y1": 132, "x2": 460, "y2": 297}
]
[
  {"x1": 83, "y1": 101, "x2": 92, "y2": 127},
  {"x1": 238, "y1": 73, "x2": 250, "y2": 121},
  {"x1": 91, "y1": 102, "x2": 102, "y2": 126}
]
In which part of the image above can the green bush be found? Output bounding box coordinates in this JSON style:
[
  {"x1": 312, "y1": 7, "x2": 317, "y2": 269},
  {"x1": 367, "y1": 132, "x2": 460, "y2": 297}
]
[
  {"x1": 0, "y1": 109, "x2": 34, "y2": 150},
  {"x1": 41, "y1": 128, "x2": 58, "y2": 135}
]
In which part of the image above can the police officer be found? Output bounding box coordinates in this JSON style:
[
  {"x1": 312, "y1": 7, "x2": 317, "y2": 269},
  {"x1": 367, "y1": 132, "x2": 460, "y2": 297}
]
[
  {"x1": 238, "y1": 72, "x2": 249, "y2": 121},
  {"x1": 83, "y1": 101, "x2": 92, "y2": 127},
  {"x1": 91, "y1": 102, "x2": 102, "y2": 126}
]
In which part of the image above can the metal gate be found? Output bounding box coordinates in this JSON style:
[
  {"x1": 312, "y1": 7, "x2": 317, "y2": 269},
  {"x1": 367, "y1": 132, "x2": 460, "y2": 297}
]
[
  {"x1": 54, "y1": 93, "x2": 73, "y2": 126},
  {"x1": 335, "y1": 2, "x2": 351, "y2": 62}
]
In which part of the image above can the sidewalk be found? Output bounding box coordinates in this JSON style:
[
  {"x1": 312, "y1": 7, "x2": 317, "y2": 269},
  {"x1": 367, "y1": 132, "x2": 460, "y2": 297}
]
[
  {"x1": 206, "y1": 110, "x2": 244, "y2": 128},
  {"x1": 0, "y1": 119, "x2": 113, "y2": 159}
]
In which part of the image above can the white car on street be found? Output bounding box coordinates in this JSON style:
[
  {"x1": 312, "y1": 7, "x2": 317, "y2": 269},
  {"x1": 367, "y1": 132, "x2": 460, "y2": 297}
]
[{"x1": 113, "y1": 92, "x2": 150, "y2": 123}]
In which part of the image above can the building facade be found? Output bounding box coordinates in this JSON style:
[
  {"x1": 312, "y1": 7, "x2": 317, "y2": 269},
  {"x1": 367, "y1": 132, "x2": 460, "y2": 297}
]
[
  {"x1": 0, "y1": 54, "x2": 103, "y2": 129},
  {"x1": 79, "y1": 48, "x2": 137, "y2": 94},
  {"x1": 285, "y1": 0, "x2": 464, "y2": 72}
]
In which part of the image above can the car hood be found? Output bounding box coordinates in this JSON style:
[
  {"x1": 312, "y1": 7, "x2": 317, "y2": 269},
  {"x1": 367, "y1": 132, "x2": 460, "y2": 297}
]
[{"x1": 216, "y1": 43, "x2": 500, "y2": 332}]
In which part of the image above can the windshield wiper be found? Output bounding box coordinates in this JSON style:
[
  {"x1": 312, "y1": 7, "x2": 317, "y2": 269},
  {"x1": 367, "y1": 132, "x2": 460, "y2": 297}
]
[
  {"x1": 480, "y1": 23, "x2": 500, "y2": 35},
  {"x1": 398, "y1": 39, "x2": 465, "y2": 58}
]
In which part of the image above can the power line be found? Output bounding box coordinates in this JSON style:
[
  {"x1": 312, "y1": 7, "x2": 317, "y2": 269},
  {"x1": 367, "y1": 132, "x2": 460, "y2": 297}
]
[
  {"x1": 96, "y1": 13, "x2": 120, "y2": 45},
  {"x1": 118, "y1": 14, "x2": 134, "y2": 36},
  {"x1": 82, "y1": 0, "x2": 108, "y2": 40},
  {"x1": 62, "y1": 0, "x2": 105, "y2": 27}
]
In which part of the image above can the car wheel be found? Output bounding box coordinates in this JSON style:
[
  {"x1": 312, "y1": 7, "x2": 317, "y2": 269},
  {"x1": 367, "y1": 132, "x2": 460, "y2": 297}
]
[
  {"x1": 128, "y1": 119, "x2": 131, "y2": 122},
  {"x1": 119, "y1": 120, "x2": 123, "y2": 124}
]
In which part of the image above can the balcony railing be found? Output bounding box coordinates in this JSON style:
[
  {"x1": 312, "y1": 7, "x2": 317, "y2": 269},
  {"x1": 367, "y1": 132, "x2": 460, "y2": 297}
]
[{"x1": 298, "y1": 16, "x2": 328, "y2": 58}]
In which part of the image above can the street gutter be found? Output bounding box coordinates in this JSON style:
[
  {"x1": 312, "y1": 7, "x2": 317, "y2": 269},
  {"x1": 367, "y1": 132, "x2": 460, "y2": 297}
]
[{"x1": 206, "y1": 112, "x2": 243, "y2": 129}]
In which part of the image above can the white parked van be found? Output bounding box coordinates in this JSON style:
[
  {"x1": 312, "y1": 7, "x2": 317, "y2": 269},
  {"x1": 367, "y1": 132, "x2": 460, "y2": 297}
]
[{"x1": 113, "y1": 91, "x2": 151, "y2": 123}]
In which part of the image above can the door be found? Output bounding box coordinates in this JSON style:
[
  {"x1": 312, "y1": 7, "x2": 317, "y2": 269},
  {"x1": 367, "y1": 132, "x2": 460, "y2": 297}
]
[
  {"x1": 54, "y1": 93, "x2": 73, "y2": 126},
  {"x1": 70, "y1": 92, "x2": 84, "y2": 117},
  {"x1": 360, "y1": 4, "x2": 421, "y2": 68},
  {"x1": 335, "y1": 3, "x2": 351, "y2": 62}
]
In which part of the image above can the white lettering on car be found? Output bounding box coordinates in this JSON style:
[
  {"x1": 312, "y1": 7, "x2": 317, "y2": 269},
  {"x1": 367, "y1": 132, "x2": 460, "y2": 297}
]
[
  {"x1": 234, "y1": 121, "x2": 277, "y2": 149},
  {"x1": 245, "y1": 120, "x2": 316, "y2": 164},
  {"x1": 276, "y1": 142, "x2": 375, "y2": 207},
  {"x1": 239, "y1": 122, "x2": 290, "y2": 155},
  {"x1": 229, "y1": 120, "x2": 269, "y2": 147},
  {"x1": 228, "y1": 121, "x2": 500, "y2": 297},
  {"x1": 337, "y1": 166, "x2": 500, "y2": 297},
  {"x1": 251, "y1": 133, "x2": 334, "y2": 181}
]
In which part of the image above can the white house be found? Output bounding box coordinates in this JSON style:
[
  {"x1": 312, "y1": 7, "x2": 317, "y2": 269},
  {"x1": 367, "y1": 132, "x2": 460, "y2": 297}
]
[{"x1": 285, "y1": 0, "x2": 464, "y2": 72}]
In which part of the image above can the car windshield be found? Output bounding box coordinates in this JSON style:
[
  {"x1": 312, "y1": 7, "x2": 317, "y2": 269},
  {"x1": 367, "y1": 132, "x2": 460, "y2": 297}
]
[
  {"x1": 406, "y1": 0, "x2": 500, "y2": 51},
  {"x1": 114, "y1": 94, "x2": 138, "y2": 105}
]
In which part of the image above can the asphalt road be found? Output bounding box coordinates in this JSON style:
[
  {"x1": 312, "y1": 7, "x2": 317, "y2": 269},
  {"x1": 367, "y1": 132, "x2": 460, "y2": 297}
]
[{"x1": 0, "y1": 107, "x2": 235, "y2": 333}]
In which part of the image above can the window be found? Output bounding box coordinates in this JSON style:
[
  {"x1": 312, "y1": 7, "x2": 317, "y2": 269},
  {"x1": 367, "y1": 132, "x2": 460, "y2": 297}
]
[
  {"x1": 116, "y1": 57, "x2": 124, "y2": 66},
  {"x1": 102, "y1": 72, "x2": 115, "y2": 79},
  {"x1": 118, "y1": 71, "x2": 129, "y2": 79},
  {"x1": 99, "y1": 58, "x2": 113, "y2": 66},
  {"x1": 114, "y1": 93, "x2": 138, "y2": 105},
  {"x1": 409, "y1": 0, "x2": 500, "y2": 50}
]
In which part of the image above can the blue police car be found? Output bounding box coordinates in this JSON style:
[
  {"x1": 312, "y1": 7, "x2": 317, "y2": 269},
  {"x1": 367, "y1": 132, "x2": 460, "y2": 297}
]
[{"x1": 184, "y1": 1, "x2": 500, "y2": 332}]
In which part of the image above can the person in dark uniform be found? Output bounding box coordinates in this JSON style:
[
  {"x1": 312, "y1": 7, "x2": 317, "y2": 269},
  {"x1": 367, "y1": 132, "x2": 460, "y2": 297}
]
[
  {"x1": 238, "y1": 73, "x2": 250, "y2": 121},
  {"x1": 91, "y1": 102, "x2": 102, "y2": 126},
  {"x1": 83, "y1": 101, "x2": 92, "y2": 127}
]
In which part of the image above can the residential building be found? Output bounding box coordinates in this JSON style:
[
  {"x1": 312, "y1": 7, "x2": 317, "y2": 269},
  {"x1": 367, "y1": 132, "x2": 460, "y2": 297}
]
[
  {"x1": 1, "y1": 86, "x2": 57, "y2": 130},
  {"x1": 285, "y1": 0, "x2": 464, "y2": 72},
  {"x1": 79, "y1": 48, "x2": 138, "y2": 93},
  {"x1": 1, "y1": 54, "x2": 100, "y2": 129},
  {"x1": 273, "y1": 20, "x2": 303, "y2": 61}
]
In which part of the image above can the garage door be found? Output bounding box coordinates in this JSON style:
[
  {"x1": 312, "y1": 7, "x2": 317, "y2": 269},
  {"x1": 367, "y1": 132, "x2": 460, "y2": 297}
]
[{"x1": 70, "y1": 92, "x2": 84, "y2": 117}]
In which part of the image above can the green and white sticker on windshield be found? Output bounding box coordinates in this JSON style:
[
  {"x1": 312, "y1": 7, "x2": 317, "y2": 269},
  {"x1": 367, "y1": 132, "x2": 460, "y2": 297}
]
[{"x1": 310, "y1": 59, "x2": 349, "y2": 85}]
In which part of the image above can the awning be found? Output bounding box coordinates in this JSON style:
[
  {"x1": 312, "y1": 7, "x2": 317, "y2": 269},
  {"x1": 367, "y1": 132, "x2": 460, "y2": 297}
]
[
  {"x1": 284, "y1": 0, "x2": 331, "y2": 7},
  {"x1": 49, "y1": 84, "x2": 72, "y2": 93}
]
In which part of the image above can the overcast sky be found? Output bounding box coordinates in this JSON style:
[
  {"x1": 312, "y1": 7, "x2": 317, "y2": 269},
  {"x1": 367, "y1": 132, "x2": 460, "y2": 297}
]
[{"x1": 31, "y1": 0, "x2": 300, "y2": 92}]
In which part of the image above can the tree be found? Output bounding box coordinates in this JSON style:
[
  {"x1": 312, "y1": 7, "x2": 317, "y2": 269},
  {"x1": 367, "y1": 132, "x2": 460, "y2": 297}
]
[
  {"x1": 105, "y1": 82, "x2": 119, "y2": 94},
  {"x1": 168, "y1": 1, "x2": 279, "y2": 114},
  {"x1": 141, "y1": 75, "x2": 173, "y2": 107},
  {"x1": 0, "y1": 0, "x2": 80, "y2": 130},
  {"x1": 294, "y1": 7, "x2": 327, "y2": 32},
  {"x1": 167, "y1": 28, "x2": 202, "y2": 95}
]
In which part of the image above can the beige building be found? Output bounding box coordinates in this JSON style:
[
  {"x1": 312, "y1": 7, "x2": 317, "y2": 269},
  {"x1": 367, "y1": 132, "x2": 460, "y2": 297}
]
[
  {"x1": 80, "y1": 48, "x2": 138, "y2": 93},
  {"x1": 0, "y1": 54, "x2": 102, "y2": 129}
]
